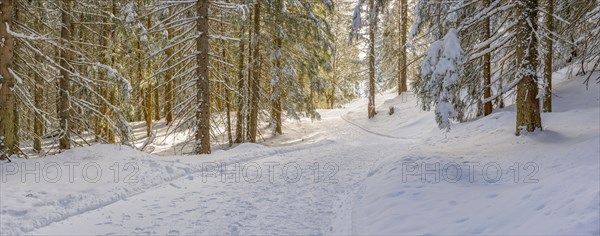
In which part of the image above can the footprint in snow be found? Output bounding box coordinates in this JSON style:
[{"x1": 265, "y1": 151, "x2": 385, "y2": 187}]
[
  {"x1": 486, "y1": 193, "x2": 499, "y2": 198},
  {"x1": 535, "y1": 204, "x2": 546, "y2": 211},
  {"x1": 387, "y1": 191, "x2": 405, "y2": 197},
  {"x1": 1, "y1": 209, "x2": 28, "y2": 216}
]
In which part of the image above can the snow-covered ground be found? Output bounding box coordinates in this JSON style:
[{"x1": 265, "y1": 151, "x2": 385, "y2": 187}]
[{"x1": 1, "y1": 68, "x2": 598, "y2": 235}]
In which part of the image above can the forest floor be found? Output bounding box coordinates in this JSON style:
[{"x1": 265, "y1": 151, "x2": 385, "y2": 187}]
[{"x1": 1, "y1": 67, "x2": 599, "y2": 235}]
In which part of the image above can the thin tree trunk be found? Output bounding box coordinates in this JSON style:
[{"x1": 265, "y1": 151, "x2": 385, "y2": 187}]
[
  {"x1": 137, "y1": 38, "x2": 152, "y2": 137},
  {"x1": 34, "y1": 54, "x2": 44, "y2": 152},
  {"x1": 235, "y1": 22, "x2": 246, "y2": 143},
  {"x1": 59, "y1": 0, "x2": 72, "y2": 149},
  {"x1": 220, "y1": 13, "x2": 233, "y2": 147},
  {"x1": 249, "y1": 2, "x2": 261, "y2": 142},
  {"x1": 271, "y1": 0, "x2": 283, "y2": 135},
  {"x1": 245, "y1": 20, "x2": 253, "y2": 141},
  {"x1": 483, "y1": 0, "x2": 492, "y2": 116},
  {"x1": 106, "y1": 0, "x2": 117, "y2": 144},
  {"x1": 145, "y1": 82, "x2": 153, "y2": 136},
  {"x1": 0, "y1": 0, "x2": 16, "y2": 157},
  {"x1": 367, "y1": 0, "x2": 376, "y2": 119},
  {"x1": 107, "y1": 90, "x2": 116, "y2": 143},
  {"x1": 194, "y1": 0, "x2": 211, "y2": 154},
  {"x1": 97, "y1": 12, "x2": 110, "y2": 142},
  {"x1": 515, "y1": 0, "x2": 542, "y2": 135},
  {"x1": 398, "y1": 0, "x2": 408, "y2": 94},
  {"x1": 165, "y1": 26, "x2": 174, "y2": 125},
  {"x1": 144, "y1": 12, "x2": 153, "y2": 136},
  {"x1": 330, "y1": 46, "x2": 337, "y2": 109},
  {"x1": 543, "y1": 0, "x2": 553, "y2": 112},
  {"x1": 153, "y1": 87, "x2": 160, "y2": 120}
]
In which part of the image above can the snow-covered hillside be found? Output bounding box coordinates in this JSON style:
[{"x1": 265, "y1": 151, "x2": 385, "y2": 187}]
[{"x1": 1, "y1": 69, "x2": 598, "y2": 235}]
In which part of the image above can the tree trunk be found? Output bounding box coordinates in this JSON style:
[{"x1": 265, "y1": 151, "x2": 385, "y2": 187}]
[
  {"x1": 245, "y1": 20, "x2": 253, "y2": 141},
  {"x1": 97, "y1": 10, "x2": 110, "y2": 142},
  {"x1": 515, "y1": 0, "x2": 542, "y2": 135},
  {"x1": 194, "y1": 0, "x2": 211, "y2": 154},
  {"x1": 220, "y1": 14, "x2": 233, "y2": 147},
  {"x1": 153, "y1": 87, "x2": 160, "y2": 120},
  {"x1": 143, "y1": 13, "x2": 153, "y2": 136},
  {"x1": 330, "y1": 48, "x2": 337, "y2": 109},
  {"x1": 235, "y1": 22, "x2": 246, "y2": 143},
  {"x1": 107, "y1": 90, "x2": 116, "y2": 143},
  {"x1": 271, "y1": 0, "x2": 283, "y2": 135},
  {"x1": 145, "y1": 82, "x2": 153, "y2": 136},
  {"x1": 106, "y1": 0, "x2": 117, "y2": 144},
  {"x1": 138, "y1": 40, "x2": 152, "y2": 137},
  {"x1": 0, "y1": 0, "x2": 16, "y2": 158},
  {"x1": 59, "y1": 0, "x2": 72, "y2": 149},
  {"x1": 12, "y1": 0, "x2": 20, "y2": 149},
  {"x1": 483, "y1": 0, "x2": 492, "y2": 116},
  {"x1": 165, "y1": 26, "x2": 174, "y2": 125},
  {"x1": 543, "y1": 0, "x2": 553, "y2": 112},
  {"x1": 398, "y1": 0, "x2": 408, "y2": 95},
  {"x1": 34, "y1": 54, "x2": 44, "y2": 152},
  {"x1": 367, "y1": 0, "x2": 376, "y2": 119},
  {"x1": 248, "y1": 2, "x2": 261, "y2": 142}
]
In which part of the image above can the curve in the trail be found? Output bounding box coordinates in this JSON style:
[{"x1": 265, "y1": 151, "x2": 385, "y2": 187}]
[
  {"x1": 30, "y1": 110, "x2": 416, "y2": 235},
  {"x1": 11, "y1": 139, "x2": 340, "y2": 235},
  {"x1": 340, "y1": 115, "x2": 419, "y2": 141}
]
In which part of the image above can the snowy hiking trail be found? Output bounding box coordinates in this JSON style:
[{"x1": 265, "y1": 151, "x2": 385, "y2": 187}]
[
  {"x1": 2, "y1": 68, "x2": 599, "y2": 235},
  {"x1": 28, "y1": 100, "x2": 416, "y2": 235}
]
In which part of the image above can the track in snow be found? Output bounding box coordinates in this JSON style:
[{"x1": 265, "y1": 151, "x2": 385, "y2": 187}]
[{"x1": 31, "y1": 112, "x2": 415, "y2": 235}]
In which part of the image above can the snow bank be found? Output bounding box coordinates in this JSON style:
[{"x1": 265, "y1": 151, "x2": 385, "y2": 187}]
[
  {"x1": 354, "y1": 72, "x2": 600, "y2": 235},
  {"x1": 0, "y1": 145, "x2": 193, "y2": 235},
  {"x1": 0, "y1": 141, "x2": 306, "y2": 235}
]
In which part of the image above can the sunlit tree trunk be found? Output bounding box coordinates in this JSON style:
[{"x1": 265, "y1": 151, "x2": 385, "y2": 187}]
[
  {"x1": 398, "y1": 0, "x2": 407, "y2": 95},
  {"x1": 220, "y1": 13, "x2": 233, "y2": 146},
  {"x1": 367, "y1": 0, "x2": 376, "y2": 119},
  {"x1": 271, "y1": 0, "x2": 283, "y2": 135},
  {"x1": 143, "y1": 13, "x2": 153, "y2": 136},
  {"x1": 165, "y1": 26, "x2": 174, "y2": 125},
  {"x1": 543, "y1": 0, "x2": 553, "y2": 112},
  {"x1": 194, "y1": 0, "x2": 211, "y2": 154},
  {"x1": 0, "y1": 0, "x2": 16, "y2": 157},
  {"x1": 248, "y1": 2, "x2": 261, "y2": 142},
  {"x1": 245, "y1": 20, "x2": 253, "y2": 141},
  {"x1": 34, "y1": 54, "x2": 44, "y2": 152},
  {"x1": 58, "y1": 0, "x2": 72, "y2": 149},
  {"x1": 235, "y1": 23, "x2": 246, "y2": 143},
  {"x1": 330, "y1": 45, "x2": 337, "y2": 109},
  {"x1": 96, "y1": 9, "x2": 110, "y2": 142},
  {"x1": 153, "y1": 88, "x2": 160, "y2": 120},
  {"x1": 515, "y1": 0, "x2": 542, "y2": 135},
  {"x1": 483, "y1": 0, "x2": 492, "y2": 116}
]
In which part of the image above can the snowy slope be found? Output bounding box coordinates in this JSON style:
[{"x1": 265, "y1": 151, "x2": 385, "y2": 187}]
[
  {"x1": 354, "y1": 70, "x2": 600, "y2": 235},
  {"x1": 1, "y1": 69, "x2": 598, "y2": 235}
]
